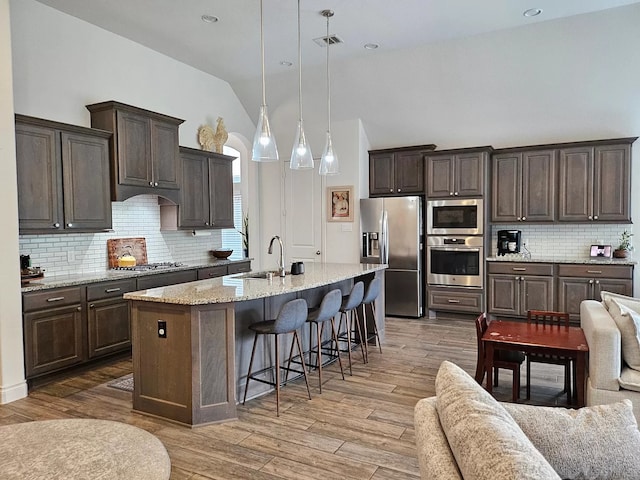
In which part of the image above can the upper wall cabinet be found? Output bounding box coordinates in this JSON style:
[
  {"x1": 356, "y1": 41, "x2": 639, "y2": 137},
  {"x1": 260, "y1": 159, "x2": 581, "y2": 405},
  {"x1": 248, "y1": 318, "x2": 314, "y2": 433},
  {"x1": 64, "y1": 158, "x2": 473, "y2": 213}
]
[
  {"x1": 426, "y1": 148, "x2": 489, "y2": 198},
  {"x1": 86, "y1": 101, "x2": 184, "y2": 203},
  {"x1": 558, "y1": 140, "x2": 634, "y2": 222},
  {"x1": 15, "y1": 115, "x2": 112, "y2": 234},
  {"x1": 369, "y1": 145, "x2": 436, "y2": 197},
  {"x1": 491, "y1": 149, "x2": 556, "y2": 223}
]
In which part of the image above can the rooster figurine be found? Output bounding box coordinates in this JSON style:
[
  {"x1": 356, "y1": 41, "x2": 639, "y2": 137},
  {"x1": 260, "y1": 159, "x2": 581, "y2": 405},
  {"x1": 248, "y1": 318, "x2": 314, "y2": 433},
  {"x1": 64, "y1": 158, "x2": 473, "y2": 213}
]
[
  {"x1": 213, "y1": 117, "x2": 228, "y2": 153},
  {"x1": 197, "y1": 117, "x2": 228, "y2": 153}
]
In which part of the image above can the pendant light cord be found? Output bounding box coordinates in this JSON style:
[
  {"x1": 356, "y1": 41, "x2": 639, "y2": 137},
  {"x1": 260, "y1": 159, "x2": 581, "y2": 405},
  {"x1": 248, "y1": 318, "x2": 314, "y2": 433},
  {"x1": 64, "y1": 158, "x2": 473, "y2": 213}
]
[
  {"x1": 326, "y1": 11, "x2": 331, "y2": 135},
  {"x1": 260, "y1": 0, "x2": 266, "y2": 107},
  {"x1": 297, "y1": 0, "x2": 303, "y2": 122}
]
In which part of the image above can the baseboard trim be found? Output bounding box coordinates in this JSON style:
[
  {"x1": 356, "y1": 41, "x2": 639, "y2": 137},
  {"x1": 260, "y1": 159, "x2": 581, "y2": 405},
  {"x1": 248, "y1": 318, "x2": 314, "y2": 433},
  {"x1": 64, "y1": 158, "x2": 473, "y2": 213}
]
[{"x1": 1, "y1": 380, "x2": 28, "y2": 404}]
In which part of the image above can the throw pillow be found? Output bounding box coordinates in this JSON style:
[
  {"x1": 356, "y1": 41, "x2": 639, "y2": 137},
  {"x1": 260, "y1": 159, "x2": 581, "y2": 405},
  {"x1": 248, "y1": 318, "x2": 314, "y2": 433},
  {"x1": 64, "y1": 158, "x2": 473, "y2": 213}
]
[
  {"x1": 619, "y1": 367, "x2": 640, "y2": 392},
  {"x1": 503, "y1": 400, "x2": 640, "y2": 480},
  {"x1": 435, "y1": 361, "x2": 560, "y2": 480},
  {"x1": 607, "y1": 300, "x2": 640, "y2": 371},
  {"x1": 601, "y1": 291, "x2": 640, "y2": 315}
]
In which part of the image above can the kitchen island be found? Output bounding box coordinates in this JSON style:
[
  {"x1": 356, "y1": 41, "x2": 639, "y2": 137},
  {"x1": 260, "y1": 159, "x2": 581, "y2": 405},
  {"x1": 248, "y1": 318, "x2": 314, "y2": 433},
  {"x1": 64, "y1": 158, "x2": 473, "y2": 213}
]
[{"x1": 124, "y1": 263, "x2": 386, "y2": 426}]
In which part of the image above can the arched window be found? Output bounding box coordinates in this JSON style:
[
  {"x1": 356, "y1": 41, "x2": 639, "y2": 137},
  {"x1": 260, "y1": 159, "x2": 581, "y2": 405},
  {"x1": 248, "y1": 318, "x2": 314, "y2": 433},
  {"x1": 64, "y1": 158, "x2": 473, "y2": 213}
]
[{"x1": 221, "y1": 145, "x2": 244, "y2": 260}]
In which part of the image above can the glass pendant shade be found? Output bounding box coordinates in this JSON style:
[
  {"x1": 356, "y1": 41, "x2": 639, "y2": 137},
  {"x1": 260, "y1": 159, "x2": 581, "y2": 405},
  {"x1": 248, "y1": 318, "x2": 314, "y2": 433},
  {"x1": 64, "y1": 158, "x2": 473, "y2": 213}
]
[
  {"x1": 252, "y1": 105, "x2": 279, "y2": 162},
  {"x1": 319, "y1": 131, "x2": 339, "y2": 175},
  {"x1": 290, "y1": 120, "x2": 314, "y2": 169}
]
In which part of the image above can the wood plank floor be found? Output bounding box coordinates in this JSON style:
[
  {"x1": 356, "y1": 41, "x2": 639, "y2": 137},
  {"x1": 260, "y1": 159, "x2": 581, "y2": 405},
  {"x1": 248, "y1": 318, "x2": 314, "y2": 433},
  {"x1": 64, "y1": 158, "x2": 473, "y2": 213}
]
[{"x1": 0, "y1": 317, "x2": 569, "y2": 479}]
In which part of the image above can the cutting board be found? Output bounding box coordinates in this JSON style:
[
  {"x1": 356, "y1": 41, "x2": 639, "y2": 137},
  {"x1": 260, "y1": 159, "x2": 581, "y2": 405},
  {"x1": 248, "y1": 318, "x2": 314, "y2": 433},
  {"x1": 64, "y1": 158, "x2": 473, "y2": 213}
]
[{"x1": 107, "y1": 238, "x2": 148, "y2": 268}]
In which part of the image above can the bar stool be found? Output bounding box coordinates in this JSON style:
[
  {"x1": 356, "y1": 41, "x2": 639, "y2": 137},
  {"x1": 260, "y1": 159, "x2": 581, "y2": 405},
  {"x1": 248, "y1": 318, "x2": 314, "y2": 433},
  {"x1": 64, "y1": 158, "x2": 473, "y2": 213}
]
[
  {"x1": 361, "y1": 277, "x2": 383, "y2": 363},
  {"x1": 337, "y1": 281, "x2": 365, "y2": 375},
  {"x1": 304, "y1": 289, "x2": 345, "y2": 393},
  {"x1": 242, "y1": 298, "x2": 311, "y2": 416}
]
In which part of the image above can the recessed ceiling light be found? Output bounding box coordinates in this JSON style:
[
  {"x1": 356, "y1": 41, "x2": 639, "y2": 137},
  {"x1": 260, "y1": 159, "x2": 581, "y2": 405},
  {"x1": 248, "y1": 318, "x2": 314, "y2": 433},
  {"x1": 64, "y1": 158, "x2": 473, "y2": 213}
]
[
  {"x1": 364, "y1": 43, "x2": 379, "y2": 50},
  {"x1": 523, "y1": 8, "x2": 542, "y2": 17},
  {"x1": 201, "y1": 14, "x2": 219, "y2": 23},
  {"x1": 280, "y1": 61, "x2": 293, "y2": 67}
]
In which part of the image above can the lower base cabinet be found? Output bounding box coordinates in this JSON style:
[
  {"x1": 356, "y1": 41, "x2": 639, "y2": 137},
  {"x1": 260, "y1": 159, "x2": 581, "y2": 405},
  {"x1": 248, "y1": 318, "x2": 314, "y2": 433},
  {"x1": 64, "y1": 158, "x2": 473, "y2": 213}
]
[
  {"x1": 487, "y1": 263, "x2": 555, "y2": 317},
  {"x1": 428, "y1": 287, "x2": 483, "y2": 313},
  {"x1": 88, "y1": 297, "x2": 131, "y2": 358}
]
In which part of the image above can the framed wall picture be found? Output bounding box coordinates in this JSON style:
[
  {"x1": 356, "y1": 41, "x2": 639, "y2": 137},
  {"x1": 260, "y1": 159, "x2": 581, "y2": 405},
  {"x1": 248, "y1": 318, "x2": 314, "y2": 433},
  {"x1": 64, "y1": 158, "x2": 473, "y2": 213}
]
[{"x1": 327, "y1": 185, "x2": 354, "y2": 222}]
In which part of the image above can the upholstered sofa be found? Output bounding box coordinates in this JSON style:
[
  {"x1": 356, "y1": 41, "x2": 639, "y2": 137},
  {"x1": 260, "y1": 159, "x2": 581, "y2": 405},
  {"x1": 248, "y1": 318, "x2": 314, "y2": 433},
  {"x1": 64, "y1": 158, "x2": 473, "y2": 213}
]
[
  {"x1": 414, "y1": 361, "x2": 640, "y2": 480},
  {"x1": 581, "y1": 295, "x2": 640, "y2": 421}
]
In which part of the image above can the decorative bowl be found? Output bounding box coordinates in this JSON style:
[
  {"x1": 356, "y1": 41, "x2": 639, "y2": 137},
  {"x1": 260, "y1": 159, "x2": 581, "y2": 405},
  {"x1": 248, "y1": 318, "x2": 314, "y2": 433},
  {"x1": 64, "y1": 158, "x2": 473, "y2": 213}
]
[{"x1": 210, "y1": 249, "x2": 233, "y2": 259}]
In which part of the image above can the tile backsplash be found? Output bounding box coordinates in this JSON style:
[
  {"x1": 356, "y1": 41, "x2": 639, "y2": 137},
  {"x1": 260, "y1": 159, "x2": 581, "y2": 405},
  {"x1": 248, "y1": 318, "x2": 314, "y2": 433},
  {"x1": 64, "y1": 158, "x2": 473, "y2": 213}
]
[
  {"x1": 490, "y1": 223, "x2": 634, "y2": 260},
  {"x1": 19, "y1": 195, "x2": 229, "y2": 276}
]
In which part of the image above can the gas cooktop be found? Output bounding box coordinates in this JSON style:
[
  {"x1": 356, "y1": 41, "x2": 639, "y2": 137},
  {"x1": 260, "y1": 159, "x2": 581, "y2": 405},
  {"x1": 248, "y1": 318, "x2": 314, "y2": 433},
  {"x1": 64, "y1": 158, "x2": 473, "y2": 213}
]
[{"x1": 111, "y1": 262, "x2": 184, "y2": 271}]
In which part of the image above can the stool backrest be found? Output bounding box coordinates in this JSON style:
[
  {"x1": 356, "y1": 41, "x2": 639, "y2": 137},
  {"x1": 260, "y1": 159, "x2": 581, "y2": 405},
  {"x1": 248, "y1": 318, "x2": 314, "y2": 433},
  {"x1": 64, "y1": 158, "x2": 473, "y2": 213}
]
[
  {"x1": 362, "y1": 278, "x2": 381, "y2": 304},
  {"x1": 315, "y1": 289, "x2": 342, "y2": 323},
  {"x1": 273, "y1": 298, "x2": 308, "y2": 334},
  {"x1": 342, "y1": 281, "x2": 365, "y2": 311}
]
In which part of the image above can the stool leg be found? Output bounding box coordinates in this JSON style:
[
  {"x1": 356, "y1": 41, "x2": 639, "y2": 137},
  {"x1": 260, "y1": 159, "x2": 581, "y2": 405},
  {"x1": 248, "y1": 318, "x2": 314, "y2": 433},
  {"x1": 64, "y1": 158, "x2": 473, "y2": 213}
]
[
  {"x1": 284, "y1": 332, "x2": 298, "y2": 386},
  {"x1": 370, "y1": 302, "x2": 382, "y2": 354},
  {"x1": 275, "y1": 334, "x2": 280, "y2": 416},
  {"x1": 526, "y1": 356, "x2": 531, "y2": 400},
  {"x1": 341, "y1": 311, "x2": 353, "y2": 375},
  {"x1": 294, "y1": 330, "x2": 312, "y2": 400},
  {"x1": 360, "y1": 304, "x2": 369, "y2": 364},
  {"x1": 243, "y1": 332, "x2": 259, "y2": 405},
  {"x1": 330, "y1": 317, "x2": 345, "y2": 380},
  {"x1": 317, "y1": 322, "x2": 323, "y2": 393},
  {"x1": 352, "y1": 308, "x2": 366, "y2": 363}
]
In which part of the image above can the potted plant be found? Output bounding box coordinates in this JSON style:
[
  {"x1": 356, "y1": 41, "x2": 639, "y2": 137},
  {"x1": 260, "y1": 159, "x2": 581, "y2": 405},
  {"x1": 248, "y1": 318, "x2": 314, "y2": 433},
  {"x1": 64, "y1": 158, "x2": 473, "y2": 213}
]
[
  {"x1": 614, "y1": 230, "x2": 633, "y2": 258},
  {"x1": 237, "y1": 212, "x2": 249, "y2": 258}
]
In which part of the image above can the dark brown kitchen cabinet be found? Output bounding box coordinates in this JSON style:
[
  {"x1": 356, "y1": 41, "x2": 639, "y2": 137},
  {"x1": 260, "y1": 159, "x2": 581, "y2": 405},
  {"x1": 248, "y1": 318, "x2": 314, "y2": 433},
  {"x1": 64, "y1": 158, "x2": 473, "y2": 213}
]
[
  {"x1": 369, "y1": 144, "x2": 436, "y2": 196},
  {"x1": 15, "y1": 115, "x2": 112, "y2": 233},
  {"x1": 558, "y1": 141, "x2": 633, "y2": 222},
  {"x1": 86, "y1": 279, "x2": 137, "y2": 358},
  {"x1": 491, "y1": 149, "x2": 556, "y2": 223},
  {"x1": 136, "y1": 270, "x2": 197, "y2": 290},
  {"x1": 426, "y1": 149, "x2": 488, "y2": 198},
  {"x1": 487, "y1": 263, "x2": 555, "y2": 316},
  {"x1": 557, "y1": 264, "x2": 633, "y2": 322},
  {"x1": 197, "y1": 265, "x2": 227, "y2": 279},
  {"x1": 177, "y1": 147, "x2": 234, "y2": 229},
  {"x1": 427, "y1": 286, "x2": 483, "y2": 313},
  {"x1": 22, "y1": 287, "x2": 84, "y2": 378},
  {"x1": 86, "y1": 101, "x2": 184, "y2": 203},
  {"x1": 227, "y1": 261, "x2": 251, "y2": 274}
]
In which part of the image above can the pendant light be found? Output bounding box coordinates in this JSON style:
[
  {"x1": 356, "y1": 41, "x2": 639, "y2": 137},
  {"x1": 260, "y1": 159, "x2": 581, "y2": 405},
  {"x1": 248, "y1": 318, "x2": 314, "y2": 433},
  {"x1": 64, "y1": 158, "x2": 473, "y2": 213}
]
[
  {"x1": 319, "y1": 9, "x2": 339, "y2": 175},
  {"x1": 290, "y1": 0, "x2": 313, "y2": 169},
  {"x1": 252, "y1": 0, "x2": 279, "y2": 162}
]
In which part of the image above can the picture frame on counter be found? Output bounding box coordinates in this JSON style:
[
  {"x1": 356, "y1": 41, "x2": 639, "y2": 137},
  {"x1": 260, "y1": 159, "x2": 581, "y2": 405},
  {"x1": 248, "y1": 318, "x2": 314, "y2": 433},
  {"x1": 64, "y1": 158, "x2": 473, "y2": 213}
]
[
  {"x1": 327, "y1": 185, "x2": 354, "y2": 222},
  {"x1": 590, "y1": 244, "x2": 612, "y2": 258}
]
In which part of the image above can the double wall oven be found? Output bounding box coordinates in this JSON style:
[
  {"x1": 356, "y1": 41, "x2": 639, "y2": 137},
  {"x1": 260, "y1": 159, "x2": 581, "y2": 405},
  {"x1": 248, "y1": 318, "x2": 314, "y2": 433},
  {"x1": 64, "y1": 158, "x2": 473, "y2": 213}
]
[{"x1": 426, "y1": 199, "x2": 484, "y2": 288}]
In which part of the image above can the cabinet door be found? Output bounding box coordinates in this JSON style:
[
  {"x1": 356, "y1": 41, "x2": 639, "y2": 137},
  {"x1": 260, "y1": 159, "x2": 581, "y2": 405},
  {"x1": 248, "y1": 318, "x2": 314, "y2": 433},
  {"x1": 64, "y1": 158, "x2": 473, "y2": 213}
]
[
  {"x1": 595, "y1": 278, "x2": 633, "y2": 299},
  {"x1": 426, "y1": 155, "x2": 454, "y2": 198},
  {"x1": 491, "y1": 153, "x2": 521, "y2": 222},
  {"x1": 116, "y1": 110, "x2": 152, "y2": 187},
  {"x1": 23, "y1": 304, "x2": 84, "y2": 378},
  {"x1": 522, "y1": 150, "x2": 555, "y2": 222},
  {"x1": 60, "y1": 132, "x2": 112, "y2": 230},
  {"x1": 558, "y1": 147, "x2": 593, "y2": 222},
  {"x1": 151, "y1": 119, "x2": 180, "y2": 190},
  {"x1": 395, "y1": 151, "x2": 424, "y2": 194},
  {"x1": 87, "y1": 297, "x2": 131, "y2": 358},
  {"x1": 179, "y1": 152, "x2": 210, "y2": 228},
  {"x1": 15, "y1": 122, "x2": 63, "y2": 232},
  {"x1": 557, "y1": 277, "x2": 593, "y2": 320},
  {"x1": 593, "y1": 144, "x2": 630, "y2": 222},
  {"x1": 369, "y1": 153, "x2": 395, "y2": 196},
  {"x1": 521, "y1": 276, "x2": 555, "y2": 313},
  {"x1": 455, "y1": 153, "x2": 484, "y2": 197},
  {"x1": 487, "y1": 274, "x2": 519, "y2": 316},
  {"x1": 209, "y1": 157, "x2": 234, "y2": 228}
]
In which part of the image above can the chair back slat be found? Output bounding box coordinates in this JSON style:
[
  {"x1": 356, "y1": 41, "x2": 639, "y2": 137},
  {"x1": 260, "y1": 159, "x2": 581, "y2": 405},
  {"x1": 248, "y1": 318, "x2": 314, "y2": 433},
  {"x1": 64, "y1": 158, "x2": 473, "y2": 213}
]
[{"x1": 527, "y1": 310, "x2": 570, "y2": 327}]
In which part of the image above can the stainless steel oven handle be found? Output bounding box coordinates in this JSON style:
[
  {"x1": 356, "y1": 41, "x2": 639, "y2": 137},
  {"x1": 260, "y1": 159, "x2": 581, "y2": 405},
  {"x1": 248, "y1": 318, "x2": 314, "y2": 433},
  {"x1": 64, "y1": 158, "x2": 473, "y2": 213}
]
[
  {"x1": 382, "y1": 210, "x2": 389, "y2": 264},
  {"x1": 430, "y1": 247, "x2": 481, "y2": 253}
]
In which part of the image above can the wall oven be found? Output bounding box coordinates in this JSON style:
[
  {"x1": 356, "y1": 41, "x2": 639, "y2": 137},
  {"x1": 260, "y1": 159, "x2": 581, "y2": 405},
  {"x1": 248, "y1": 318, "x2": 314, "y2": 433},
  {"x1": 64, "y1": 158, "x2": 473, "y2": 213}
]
[
  {"x1": 426, "y1": 198, "x2": 483, "y2": 236},
  {"x1": 427, "y1": 236, "x2": 484, "y2": 288}
]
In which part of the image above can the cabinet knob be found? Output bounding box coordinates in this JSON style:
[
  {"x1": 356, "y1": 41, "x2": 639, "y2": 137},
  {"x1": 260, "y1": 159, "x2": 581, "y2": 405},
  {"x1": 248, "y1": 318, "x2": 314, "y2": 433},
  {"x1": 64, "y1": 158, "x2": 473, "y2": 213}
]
[
  {"x1": 77, "y1": 306, "x2": 82, "y2": 311},
  {"x1": 595, "y1": 280, "x2": 600, "y2": 284},
  {"x1": 389, "y1": 189, "x2": 393, "y2": 192},
  {"x1": 594, "y1": 215, "x2": 599, "y2": 220},
  {"x1": 454, "y1": 192, "x2": 459, "y2": 196},
  {"x1": 154, "y1": 182, "x2": 159, "y2": 187},
  {"x1": 521, "y1": 217, "x2": 526, "y2": 221},
  {"x1": 149, "y1": 181, "x2": 154, "y2": 186},
  {"x1": 316, "y1": 250, "x2": 321, "y2": 255},
  {"x1": 205, "y1": 222, "x2": 209, "y2": 226},
  {"x1": 589, "y1": 279, "x2": 594, "y2": 284},
  {"x1": 67, "y1": 223, "x2": 73, "y2": 227},
  {"x1": 53, "y1": 223, "x2": 60, "y2": 228},
  {"x1": 397, "y1": 188, "x2": 402, "y2": 192},
  {"x1": 588, "y1": 215, "x2": 593, "y2": 220},
  {"x1": 449, "y1": 192, "x2": 454, "y2": 196},
  {"x1": 89, "y1": 304, "x2": 95, "y2": 309}
]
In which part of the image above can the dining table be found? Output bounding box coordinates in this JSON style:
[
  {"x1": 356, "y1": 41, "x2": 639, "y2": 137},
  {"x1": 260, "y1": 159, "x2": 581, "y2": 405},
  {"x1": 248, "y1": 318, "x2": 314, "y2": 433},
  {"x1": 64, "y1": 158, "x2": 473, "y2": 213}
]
[{"x1": 482, "y1": 319, "x2": 589, "y2": 407}]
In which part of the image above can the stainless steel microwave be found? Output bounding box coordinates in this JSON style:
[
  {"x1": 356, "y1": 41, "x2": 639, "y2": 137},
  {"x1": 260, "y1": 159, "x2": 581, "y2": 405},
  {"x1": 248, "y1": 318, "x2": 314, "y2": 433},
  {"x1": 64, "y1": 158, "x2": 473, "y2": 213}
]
[{"x1": 426, "y1": 198, "x2": 483, "y2": 236}]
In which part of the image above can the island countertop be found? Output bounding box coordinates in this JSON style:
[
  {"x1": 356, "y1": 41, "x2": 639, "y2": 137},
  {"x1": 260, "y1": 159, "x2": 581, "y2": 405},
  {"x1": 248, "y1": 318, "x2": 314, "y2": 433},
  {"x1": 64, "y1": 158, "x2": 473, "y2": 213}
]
[{"x1": 124, "y1": 262, "x2": 387, "y2": 305}]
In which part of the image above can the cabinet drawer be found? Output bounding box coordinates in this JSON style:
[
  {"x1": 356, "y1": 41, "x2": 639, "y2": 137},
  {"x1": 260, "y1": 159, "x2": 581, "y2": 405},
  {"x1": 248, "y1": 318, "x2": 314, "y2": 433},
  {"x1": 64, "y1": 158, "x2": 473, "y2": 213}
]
[
  {"x1": 87, "y1": 279, "x2": 137, "y2": 301},
  {"x1": 227, "y1": 261, "x2": 251, "y2": 275},
  {"x1": 487, "y1": 262, "x2": 554, "y2": 276},
  {"x1": 557, "y1": 264, "x2": 633, "y2": 279},
  {"x1": 23, "y1": 287, "x2": 82, "y2": 312},
  {"x1": 428, "y1": 288, "x2": 483, "y2": 313},
  {"x1": 136, "y1": 270, "x2": 197, "y2": 290},
  {"x1": 197, "y1": 266, "x2": 227, "y2": 280}
]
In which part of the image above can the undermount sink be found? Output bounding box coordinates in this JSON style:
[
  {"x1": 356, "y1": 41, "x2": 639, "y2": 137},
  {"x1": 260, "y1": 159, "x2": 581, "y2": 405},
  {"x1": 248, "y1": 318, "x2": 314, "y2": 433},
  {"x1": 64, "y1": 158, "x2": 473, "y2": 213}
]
[{"x1": 235, "y1": 270, "x2": 290, "y2": 279}]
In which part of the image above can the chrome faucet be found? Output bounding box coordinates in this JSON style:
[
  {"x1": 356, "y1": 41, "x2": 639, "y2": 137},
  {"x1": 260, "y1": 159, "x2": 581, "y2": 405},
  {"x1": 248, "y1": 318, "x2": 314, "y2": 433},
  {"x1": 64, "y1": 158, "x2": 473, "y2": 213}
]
[{"x1": 268, "y1": 235, "x2": 286, "y2": 277}]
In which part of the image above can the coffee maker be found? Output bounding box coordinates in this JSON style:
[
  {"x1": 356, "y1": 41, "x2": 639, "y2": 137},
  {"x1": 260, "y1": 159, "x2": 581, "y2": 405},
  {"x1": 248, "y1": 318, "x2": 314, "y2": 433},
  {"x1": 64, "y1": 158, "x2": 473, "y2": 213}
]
[{"x1": 497, "y1": 230, "x2": 522, "y2": 256}]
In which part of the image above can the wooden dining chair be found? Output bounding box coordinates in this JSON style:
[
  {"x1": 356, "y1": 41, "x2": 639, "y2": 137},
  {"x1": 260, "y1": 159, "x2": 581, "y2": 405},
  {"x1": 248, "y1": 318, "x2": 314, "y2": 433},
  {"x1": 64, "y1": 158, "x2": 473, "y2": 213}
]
[
  {"x1": 526, "y1": 310, "x2": 572, "y2": 403},
  {"x1": 475, "y1": 313, "x2": 525, "y2": 402}
]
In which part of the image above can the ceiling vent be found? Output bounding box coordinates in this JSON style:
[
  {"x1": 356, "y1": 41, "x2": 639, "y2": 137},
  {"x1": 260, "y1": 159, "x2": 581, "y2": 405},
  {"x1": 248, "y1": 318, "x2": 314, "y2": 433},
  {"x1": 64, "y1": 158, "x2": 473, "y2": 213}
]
[{"x1": 313, "y1": 35, "x2": 343, "y2": 47}]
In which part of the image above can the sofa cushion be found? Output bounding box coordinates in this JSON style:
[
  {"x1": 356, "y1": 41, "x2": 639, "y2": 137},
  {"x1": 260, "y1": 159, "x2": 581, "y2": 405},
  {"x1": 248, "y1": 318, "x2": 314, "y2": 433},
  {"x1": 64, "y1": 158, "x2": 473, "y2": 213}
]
[
  {"x1": 619, "y1": 367, "x2": 640, "y2": 392},
  {"x1": 435, "y1": 361, "x2": 560, "y2": 480},
  {"x1": 606, "y1": 299, "x2": 640, "y2": 371},
  {"x1": 503, "y1": 400, "x2": 640, "y2": 480}
]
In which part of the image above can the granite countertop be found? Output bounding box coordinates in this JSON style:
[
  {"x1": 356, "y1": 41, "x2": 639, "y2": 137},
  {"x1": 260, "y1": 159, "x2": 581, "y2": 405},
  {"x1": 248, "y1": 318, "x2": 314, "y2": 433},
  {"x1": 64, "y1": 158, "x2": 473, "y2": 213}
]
[
  {"x1": 123, "y1": 262, "x2": 387, "y2": 306},
  {"x1": 20, "y1": 258, "x2": 251, "y2": 293},
  {"x1": 486, "y1": 255, "x2": 636, "y2": 266}
]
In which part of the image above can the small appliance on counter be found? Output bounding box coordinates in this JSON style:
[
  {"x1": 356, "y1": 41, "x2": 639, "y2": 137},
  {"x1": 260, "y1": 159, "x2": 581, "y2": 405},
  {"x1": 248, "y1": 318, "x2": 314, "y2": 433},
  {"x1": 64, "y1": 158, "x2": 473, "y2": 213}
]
[
  {"x1": 497, "y1": 230, "x2": 522, "y2": 256},
  {"x1": 20, "y1": 254, "x2": 44, "y2": 284},
  {"x1": 291, "y1": 262, "x2": 305, "y2": 275}
]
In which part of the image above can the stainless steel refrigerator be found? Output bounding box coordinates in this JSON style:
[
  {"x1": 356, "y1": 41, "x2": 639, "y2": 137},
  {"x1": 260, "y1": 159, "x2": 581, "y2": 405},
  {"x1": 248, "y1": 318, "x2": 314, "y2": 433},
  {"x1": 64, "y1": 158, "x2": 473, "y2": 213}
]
[{"x1": 360, "y1": 196, "x2": 423, "y2": 317}]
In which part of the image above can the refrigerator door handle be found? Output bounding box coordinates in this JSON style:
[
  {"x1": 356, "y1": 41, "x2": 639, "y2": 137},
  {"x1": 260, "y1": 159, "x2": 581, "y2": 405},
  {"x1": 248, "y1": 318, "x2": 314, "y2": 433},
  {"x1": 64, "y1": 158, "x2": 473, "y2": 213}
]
[{"x1": 382, "y1": 210, "x2": 389, "y2": 264}]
